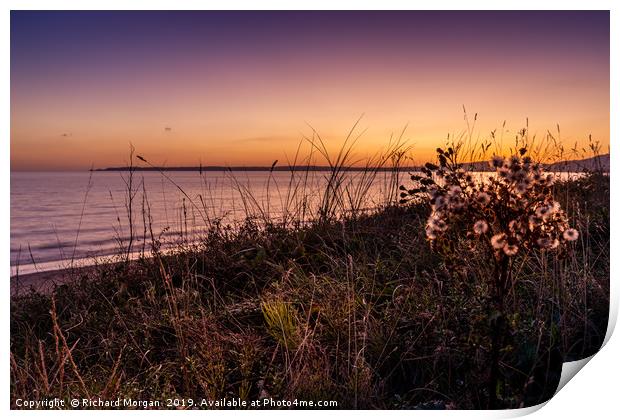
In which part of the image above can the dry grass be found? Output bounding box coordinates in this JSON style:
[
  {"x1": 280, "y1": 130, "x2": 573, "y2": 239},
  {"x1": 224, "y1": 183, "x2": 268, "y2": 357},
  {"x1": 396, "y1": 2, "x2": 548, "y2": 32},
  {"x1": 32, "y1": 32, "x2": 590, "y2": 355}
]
[{"x1": 10, "y1": 127, "x2": 609, "y2": 409}]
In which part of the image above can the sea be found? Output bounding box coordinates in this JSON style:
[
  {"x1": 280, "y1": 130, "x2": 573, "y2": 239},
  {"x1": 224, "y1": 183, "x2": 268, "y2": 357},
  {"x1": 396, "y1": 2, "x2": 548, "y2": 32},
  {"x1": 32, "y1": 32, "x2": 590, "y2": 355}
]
[{"x1": 11, "y1": 170, "x2": 403, "y2": 275}]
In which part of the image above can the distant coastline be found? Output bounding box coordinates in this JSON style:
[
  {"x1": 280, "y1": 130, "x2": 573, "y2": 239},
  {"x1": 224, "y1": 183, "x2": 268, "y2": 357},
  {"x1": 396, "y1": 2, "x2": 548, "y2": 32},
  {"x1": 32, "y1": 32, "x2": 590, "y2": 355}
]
[
  {"x1": 95, "y1": 165, "x2": 416, "y2": 172},
  {"x1": 94, "y1": 153, "x2": 609, "y2": 173}
]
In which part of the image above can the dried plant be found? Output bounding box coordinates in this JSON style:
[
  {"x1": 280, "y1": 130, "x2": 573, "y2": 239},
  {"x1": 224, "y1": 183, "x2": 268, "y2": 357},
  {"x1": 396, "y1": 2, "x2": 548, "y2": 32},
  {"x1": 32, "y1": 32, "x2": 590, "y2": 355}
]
[{"x1": 400, "y1": 147, "x2": 579, "y2": 407}]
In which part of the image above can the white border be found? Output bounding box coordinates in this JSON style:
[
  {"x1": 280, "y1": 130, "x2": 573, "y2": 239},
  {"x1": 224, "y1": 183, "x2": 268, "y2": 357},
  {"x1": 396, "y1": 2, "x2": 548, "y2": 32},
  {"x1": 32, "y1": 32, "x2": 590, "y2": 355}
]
[{"x1": 3, "y1": 2, "x2": 617, "y2": 419}]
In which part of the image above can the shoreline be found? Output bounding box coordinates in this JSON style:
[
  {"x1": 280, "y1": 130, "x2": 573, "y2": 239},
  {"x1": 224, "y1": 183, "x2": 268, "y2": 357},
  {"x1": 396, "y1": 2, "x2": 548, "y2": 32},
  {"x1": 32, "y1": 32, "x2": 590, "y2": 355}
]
[
  {"x1": 10, "y1": 248, "x2": 158, "y2": 295},
  {"x1": 11, "y1": 266, "x2": 86, "y2": 296},
  {"x1": 10, "y1": 259, "x2": 126, "y2": 296}
]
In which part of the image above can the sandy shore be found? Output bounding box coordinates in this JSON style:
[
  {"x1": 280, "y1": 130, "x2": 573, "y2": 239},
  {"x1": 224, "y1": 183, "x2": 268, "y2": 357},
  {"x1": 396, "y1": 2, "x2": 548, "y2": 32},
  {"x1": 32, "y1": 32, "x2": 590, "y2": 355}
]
[{"x1": 10, "y1": 264, "x2": 106, "y2": 296}]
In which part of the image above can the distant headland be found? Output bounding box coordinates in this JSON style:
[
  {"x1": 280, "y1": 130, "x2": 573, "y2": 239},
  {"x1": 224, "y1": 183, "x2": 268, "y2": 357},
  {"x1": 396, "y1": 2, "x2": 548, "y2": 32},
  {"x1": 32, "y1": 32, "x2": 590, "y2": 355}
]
[{"x1": 94, "y1": 154, "x2": 609, "y2": 173}]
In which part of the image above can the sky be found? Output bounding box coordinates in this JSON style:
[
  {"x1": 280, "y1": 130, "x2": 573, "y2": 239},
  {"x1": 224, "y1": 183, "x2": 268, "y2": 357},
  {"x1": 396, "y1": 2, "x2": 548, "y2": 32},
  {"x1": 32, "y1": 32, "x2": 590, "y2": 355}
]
[{"x1": 10, "y1": 11, "x2": 609, "y2": 170}]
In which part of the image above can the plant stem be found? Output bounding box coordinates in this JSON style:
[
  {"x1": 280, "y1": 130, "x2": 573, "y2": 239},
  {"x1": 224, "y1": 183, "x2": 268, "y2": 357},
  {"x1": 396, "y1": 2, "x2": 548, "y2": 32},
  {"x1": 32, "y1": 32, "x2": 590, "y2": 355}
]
[{"x1": 489, "y1": 255, "x2": 509, "y2": 409}]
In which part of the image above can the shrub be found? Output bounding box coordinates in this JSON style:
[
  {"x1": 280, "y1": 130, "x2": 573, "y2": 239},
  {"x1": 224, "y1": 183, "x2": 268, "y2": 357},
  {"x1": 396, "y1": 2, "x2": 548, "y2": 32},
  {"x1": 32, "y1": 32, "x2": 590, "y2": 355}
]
[{"x1": 400, "y1": 147, "x2": 579, "y2": 408}]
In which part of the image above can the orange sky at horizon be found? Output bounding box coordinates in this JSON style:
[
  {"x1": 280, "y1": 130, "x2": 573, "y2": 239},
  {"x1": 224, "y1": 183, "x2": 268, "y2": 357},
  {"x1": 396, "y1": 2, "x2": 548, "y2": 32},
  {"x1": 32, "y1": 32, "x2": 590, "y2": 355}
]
[{"x1": 11, "y1": 11, "x2": 610, "y2": 171}]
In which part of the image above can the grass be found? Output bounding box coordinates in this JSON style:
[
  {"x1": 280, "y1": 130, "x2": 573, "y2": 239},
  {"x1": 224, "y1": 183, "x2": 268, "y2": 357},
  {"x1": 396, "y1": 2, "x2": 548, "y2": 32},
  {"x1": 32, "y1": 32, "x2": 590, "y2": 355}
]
[{"x1": 10, "y1": 131, "x2": 609, "y2": 409}]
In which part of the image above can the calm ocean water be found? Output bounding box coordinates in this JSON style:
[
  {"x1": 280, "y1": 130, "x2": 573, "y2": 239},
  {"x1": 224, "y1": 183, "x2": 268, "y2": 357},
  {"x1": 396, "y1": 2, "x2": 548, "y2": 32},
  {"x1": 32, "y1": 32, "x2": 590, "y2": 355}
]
[
  {"x1": 11, "y1": 170, "x2": 400, "y2": 274},
  {"x1": 11, "y1": 170, "x2": 583, "y2": 275}
]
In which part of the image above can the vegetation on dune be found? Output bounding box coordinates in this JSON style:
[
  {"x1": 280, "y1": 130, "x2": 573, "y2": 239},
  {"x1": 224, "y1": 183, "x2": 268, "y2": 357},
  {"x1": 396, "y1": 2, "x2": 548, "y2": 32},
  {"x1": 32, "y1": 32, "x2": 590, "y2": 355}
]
[{"x1": 10, "y1": 127, "x2": 609, "y2": 409}]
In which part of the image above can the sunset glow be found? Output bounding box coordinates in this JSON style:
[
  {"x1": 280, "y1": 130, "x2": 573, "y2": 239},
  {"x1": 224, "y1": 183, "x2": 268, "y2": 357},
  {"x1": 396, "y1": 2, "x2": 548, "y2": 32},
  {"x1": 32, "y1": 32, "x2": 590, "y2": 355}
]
[{"x1": 11, "y1": 11, "x2": 609, "y2": 170}]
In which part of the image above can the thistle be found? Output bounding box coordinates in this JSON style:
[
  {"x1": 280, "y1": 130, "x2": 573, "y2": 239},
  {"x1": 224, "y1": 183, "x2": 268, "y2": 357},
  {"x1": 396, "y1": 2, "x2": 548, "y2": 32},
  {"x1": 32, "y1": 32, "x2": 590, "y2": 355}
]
[{"x1": 400, "y1": 146, "x2": 579, "y2": 408}]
